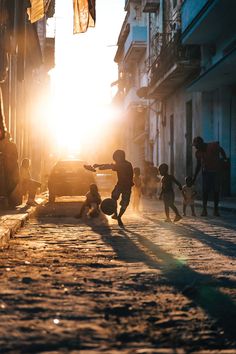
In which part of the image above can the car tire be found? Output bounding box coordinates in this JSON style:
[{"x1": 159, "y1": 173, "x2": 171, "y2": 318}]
[{"x1": 49, "y1": 192, "x2": 55, "y2": 203}]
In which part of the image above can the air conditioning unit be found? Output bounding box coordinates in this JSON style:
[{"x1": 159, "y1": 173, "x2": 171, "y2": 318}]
[{"x1": 142, "y1": 0, "x2": 160, "y2": 13}]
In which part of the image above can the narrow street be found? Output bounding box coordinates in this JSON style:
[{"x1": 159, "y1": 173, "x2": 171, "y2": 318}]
[{"x1": 0, "y1": 199, "x2": 236, "y2": 353}]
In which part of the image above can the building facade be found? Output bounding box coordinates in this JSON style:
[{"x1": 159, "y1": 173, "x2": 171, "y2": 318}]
[
  {"x1": 115, "y1": 0, "x2": 236, "y2": 196},
  {"x1": 114, "y1": 0, "x2": 148, "y2": 170},
  {"x1": 0, "y1": 0, "x2": 55, "y2": 184},
  {"x1": 181, "y1": 0, "x2": 236, "y2": 195}
]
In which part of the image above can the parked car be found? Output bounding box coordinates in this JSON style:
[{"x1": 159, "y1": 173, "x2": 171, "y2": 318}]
[
  {"x1": 95, "y1": 172, "x2": 116, "y2": 193},
  {"x1": 48, "y1": 160, "x2": 95, "y2": 203}
]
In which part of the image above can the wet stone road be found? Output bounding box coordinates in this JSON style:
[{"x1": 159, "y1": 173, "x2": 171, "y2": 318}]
[{"x1": 0, "y1": 199, "x2": 236, "y2": 353}]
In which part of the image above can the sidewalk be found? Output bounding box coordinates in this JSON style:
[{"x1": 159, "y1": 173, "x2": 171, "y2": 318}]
[
  {"x1": 177, "y1": 197, "x2": 236, "y2": 213},
  {"x1": 0, "y1": 196, "x2": 45, "y2": 248}
]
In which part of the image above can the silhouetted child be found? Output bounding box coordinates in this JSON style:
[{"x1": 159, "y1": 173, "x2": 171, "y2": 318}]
[
  {"x1": 133, "y1": 167, "x2": 142, "y2": 212},
  {"x1": 86, "y1": 150, "x2": 133, "y2": 228},
  {"x1": 76, "y1": 183, "x2": 101, "y2": 218},
  {"x1": 182, "y1": 176, "x2": 197, "y2": 216},
  {"x1": 159, "y1": 163, "x2": 182, "y2": 222}
]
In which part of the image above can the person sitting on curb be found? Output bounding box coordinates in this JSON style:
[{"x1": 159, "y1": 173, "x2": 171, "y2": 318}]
[{"x1": 20, "y1": 158, "x2": 41, "y2": 206}]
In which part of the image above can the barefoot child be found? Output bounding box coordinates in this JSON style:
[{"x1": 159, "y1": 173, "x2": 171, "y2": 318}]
[
  {"x1": 85, "y1": 150, "x2": 133, "y2": 227},
  {"x1": 76, "y1": 183, "x2": 101, "y2": 218},
  {"x1": 159, "y1": 163, "x2": 182, "y2": 222},
  {"x1": 182, "y1": 176, "x2": 197, "y2": 216}
]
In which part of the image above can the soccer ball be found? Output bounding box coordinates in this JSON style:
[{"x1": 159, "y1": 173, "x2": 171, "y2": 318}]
[{"x1": 100, "y1": 198, "x2": 116, "y2": 215}]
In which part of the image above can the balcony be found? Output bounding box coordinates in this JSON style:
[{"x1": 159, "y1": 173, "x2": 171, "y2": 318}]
[
  {"x1": 125, "y1": 0, "x2": 142, "y2": 10},
  {"x1": 142, "y1": 0, "x2": 160, "y2": 13},
  {"x1": 148, "y1": 33, "x2": 200, "y2": 99},
  {"x1": 182, "y1": 0, "x2": 236, "y2": 45},
  {"x1": 123, "y1": 26, "x2": 147, "y2": 64},
  {"x1": 187, "y1": 46, "x2": 236, "y2": 92}
]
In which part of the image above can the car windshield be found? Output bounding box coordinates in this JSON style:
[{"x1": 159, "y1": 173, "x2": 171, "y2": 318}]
[{"x1": 53, "y1": 161, "x2": 86, "y2": 173}]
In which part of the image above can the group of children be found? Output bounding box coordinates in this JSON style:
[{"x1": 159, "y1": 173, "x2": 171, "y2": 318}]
[
  {"x1": 133, "y1": 162, "x2": 196, "y2": 222},
  {"x1": 78, "y1": 149, "x2": 197, "y2": 227}
]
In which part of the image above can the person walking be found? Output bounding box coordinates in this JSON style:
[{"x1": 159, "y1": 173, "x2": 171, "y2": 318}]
[
  {"x1": 192, "y1": 136, "x2": 227, "y2": 216},
  {"x1": 159, "y1": 163, "x2": 182, "y2": 222}
]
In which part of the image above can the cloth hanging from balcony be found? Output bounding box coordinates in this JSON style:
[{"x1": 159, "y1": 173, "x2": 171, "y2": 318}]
[
  {"x1": 73, "y1": 0, "x2": 96, "y2": 34},
  {"x1": 27, "y1": 0, "x2": 44, "y2": 23},
  {"x1": 27, "y1": 0, "x2": 55, "y2": 23}
]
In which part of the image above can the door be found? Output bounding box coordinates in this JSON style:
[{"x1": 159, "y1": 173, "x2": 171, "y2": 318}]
[
  {"x1": 170, "y1": 114, "x2": 174, "y2": 175},
  {"x1": 186, "y1": 100, "x2": 193, "y2": 177}
]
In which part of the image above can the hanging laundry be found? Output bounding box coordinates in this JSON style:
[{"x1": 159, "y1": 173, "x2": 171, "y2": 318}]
[
  {"x1": 73, "y1": 0, "x2": 96, "y2": 34},
  {"x1": 27, "y1": 0, "x2": 44, "y2": 23}
]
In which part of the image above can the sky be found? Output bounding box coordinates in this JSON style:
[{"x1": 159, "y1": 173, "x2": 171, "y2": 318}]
[
  {"x1": 47, "y1": 0, "x2": 126, "y2": 156},
  {"x1": 53, "y1": 0, "x2": 125, "y2": 104}
]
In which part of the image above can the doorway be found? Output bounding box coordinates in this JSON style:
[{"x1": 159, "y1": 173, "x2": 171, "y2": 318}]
[
  {"x1": 186, "y1": 100, "x2": 193, "y2": 177},
  {"x1": 170, "y1": 114, "x2": 174, "y2": 175}
]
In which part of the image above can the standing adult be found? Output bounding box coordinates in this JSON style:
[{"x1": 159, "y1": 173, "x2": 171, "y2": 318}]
[
  {"x1": 192, "y1": 136, "x2": 227, "y2": 216},
  {"x1": 0, "y1": 132, "x2": 21, "y2": 207}
]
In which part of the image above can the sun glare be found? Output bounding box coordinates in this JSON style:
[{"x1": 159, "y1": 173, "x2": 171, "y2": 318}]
[{"x1": 45, "y1": 0, "x2": 123, "y2": 160}]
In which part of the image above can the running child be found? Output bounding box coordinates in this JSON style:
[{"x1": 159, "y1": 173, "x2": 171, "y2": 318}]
[
  {"x1": 85, "y1": 150, "x2": 133, "y2": 227},
  {"x1": 159, "y1": 163, "x2": 182, "y2": 222}
]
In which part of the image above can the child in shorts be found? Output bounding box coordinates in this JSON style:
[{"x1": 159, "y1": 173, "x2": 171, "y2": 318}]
[
  {"x1": 159, "y1": 163, "x2": 182, "y2": 222},
  {"x1": 85, "y1": 150, "x2": 133, "y2": 227}
]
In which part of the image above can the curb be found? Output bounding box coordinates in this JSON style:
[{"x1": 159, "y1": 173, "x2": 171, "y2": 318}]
[{"x1": 0, "y1": 198, "x2": 45, "y2": 249}]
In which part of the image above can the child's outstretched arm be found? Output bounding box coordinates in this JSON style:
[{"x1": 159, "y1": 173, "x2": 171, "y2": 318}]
[
  {"x1": 84, "y1": 165, "x2": 97, "y2": 172},
  {"x1": 93, "y1": 163, "x2": 114, "y2": 170},
  {"x1": 172, "y1": 176, "x2": 182, "y2": 190}
]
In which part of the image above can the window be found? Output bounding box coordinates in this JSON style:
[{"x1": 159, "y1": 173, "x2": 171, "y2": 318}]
[{"x1": 172, "y1": 0, "x2": 177, "y2": 9}]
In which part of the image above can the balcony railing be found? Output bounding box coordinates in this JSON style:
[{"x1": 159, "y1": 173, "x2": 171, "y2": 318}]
[
  {"x1": 142, "y1": 0, "x2": 160, "y2": 13},
  {"x1": 123, "y1": 26, "x2": 147, "y2": 63},
  {"x1": 148, "y1": 32, "x2": 200, "y2": 97}
]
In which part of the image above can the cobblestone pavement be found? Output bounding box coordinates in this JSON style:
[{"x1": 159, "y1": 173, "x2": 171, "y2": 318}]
[{"x1": 0, "y1": 198, "x2": 236, "y2": 354}]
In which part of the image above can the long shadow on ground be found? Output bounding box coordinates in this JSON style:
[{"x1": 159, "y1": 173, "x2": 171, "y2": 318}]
[
  {"x1": 90, "y1": 222, "x2": 236, "y2": 341},
  {"x1": 144, "y1": 215, "x2": 236, "y2": 259}
]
